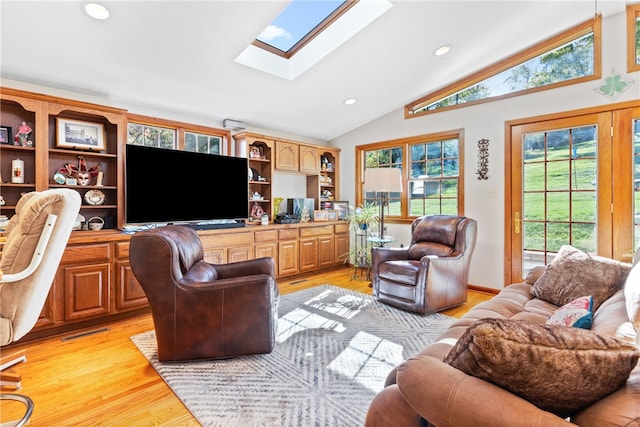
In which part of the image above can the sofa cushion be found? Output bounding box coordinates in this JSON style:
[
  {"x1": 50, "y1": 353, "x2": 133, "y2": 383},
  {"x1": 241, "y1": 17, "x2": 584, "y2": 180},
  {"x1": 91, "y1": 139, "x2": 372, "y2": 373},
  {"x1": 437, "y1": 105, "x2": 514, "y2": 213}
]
[
  {"x1": 531, "y1": 245, "x2": 631, "y2": 312},
  {"x1": 443, "y1": 318, "x2": 640, "y2": 418},
  {"x1": 624, "y1": 259, "x2": 640, "y2": 335},
  {"x1": 545, "y1": 295, "x2": 593, "y2": 329}
]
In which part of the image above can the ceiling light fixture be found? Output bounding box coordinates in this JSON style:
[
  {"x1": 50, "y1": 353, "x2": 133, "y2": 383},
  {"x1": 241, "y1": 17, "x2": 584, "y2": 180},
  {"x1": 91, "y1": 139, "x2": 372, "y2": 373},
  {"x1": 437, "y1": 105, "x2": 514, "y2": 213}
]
[
  {"x1": 344, "y1": 98, "x2": 357, "y2": 105},
  {"x1": 84, "y1": 2, "x2": 110, "y2": 20},
  {"x1": 433, "y1": 45, "x2": 451, "y2": 56}
]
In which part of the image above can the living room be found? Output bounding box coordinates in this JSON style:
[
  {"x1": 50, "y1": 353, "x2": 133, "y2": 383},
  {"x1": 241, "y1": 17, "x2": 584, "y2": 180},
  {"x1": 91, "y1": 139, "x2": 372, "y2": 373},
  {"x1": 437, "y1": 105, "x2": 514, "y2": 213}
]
[{"x1": 1, "y1": 1, "x2": 639, "y2": 426}]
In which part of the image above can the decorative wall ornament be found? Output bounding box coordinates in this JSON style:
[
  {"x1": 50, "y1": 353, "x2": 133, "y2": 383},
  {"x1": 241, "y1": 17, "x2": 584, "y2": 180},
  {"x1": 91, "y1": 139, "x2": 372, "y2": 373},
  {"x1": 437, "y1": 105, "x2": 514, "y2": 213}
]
[
  {"x1": 476, "y1": 138, "x2": 489, "y2": 180},
  {"x1": 594, "y1": 69, "x2": 634, "y2": 100}
]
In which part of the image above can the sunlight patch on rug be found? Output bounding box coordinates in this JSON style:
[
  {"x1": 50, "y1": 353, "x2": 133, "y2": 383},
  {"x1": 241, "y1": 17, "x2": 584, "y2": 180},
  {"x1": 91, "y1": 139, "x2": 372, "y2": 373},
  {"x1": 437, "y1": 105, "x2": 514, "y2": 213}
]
[{"x1": 130, "y1": 284, "x2": 455, "y2": 427}]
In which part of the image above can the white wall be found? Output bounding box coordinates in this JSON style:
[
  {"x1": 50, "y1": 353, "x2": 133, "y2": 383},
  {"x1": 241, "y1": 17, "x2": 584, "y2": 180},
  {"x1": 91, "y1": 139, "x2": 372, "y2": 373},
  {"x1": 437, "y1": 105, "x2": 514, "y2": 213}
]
[{"x1": 329, "y1": 11, "x2": 639, "y2": 290}]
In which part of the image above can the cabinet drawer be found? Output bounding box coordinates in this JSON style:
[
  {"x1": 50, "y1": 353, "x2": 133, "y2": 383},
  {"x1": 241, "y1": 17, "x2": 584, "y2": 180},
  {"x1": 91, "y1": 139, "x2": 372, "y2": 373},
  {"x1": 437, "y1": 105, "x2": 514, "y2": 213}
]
[
  {"x1": 334, "y1": 223, "x2": 349, "y2": 234},
  {"x1": 255, "y1": 229, "x2": 277, "y2": 243},
  {"x1": 61, "y1": 243, "x2": 111, "y2": 263},
  {"x1": 278, "y1": 229, "x2": 298, "y2": 240},
  {"x1": 299, "y1": 225, "x2": 333, "y2": 237},
  {"x1": 200, "y1": 232, "x2": 253, "y2": 248},
  {"x1": 115, "y1": 241, "x2": 130, "y2": 259}
]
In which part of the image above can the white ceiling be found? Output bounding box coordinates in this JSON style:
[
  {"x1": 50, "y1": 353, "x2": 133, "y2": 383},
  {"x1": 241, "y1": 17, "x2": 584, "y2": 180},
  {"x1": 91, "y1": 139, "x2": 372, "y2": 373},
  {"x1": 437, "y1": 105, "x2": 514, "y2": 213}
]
[{"x1": 0, "y1": 0, "x2": 631, "y2": 141}]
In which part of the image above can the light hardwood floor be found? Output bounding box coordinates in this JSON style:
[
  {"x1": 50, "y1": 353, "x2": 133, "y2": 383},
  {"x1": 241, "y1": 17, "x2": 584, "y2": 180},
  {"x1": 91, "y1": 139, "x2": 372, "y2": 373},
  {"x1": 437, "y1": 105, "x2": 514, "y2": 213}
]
[{"x1": 1, "y1": 266, "x2": 493, "y2": 426}]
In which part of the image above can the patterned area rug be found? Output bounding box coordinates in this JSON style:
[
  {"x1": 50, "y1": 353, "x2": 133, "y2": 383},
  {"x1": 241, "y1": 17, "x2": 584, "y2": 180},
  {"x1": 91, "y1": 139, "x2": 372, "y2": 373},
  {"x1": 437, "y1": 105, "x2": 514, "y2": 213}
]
[{"x1": 130, "y1": 285, "x2": 455, "y2": 427}]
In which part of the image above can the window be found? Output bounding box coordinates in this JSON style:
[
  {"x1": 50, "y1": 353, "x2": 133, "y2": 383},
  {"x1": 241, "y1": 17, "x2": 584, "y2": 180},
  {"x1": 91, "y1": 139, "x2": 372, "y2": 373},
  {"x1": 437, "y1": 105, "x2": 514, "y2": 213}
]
[
  {"x1": 127, "y1": 123, "x2": 176, "y2": 148},
  {"x1": 628, "y1": 4, "x2": 640, "y2": 72},
  {"x1": 127, "y1": 114, "x2": 230, "y2": 153},
  {"x1": 357, "y1": 131, "x2": 464, "y2": 220},
  {"x1": 406, "y1": 17, "x2": 601, "y2": 117},
  {"x1": 254, "y1": 0, "x2": 355, "y2": 58},
  {"x1": 185, "y1": 131, "x2": 222, "y2": 155}
]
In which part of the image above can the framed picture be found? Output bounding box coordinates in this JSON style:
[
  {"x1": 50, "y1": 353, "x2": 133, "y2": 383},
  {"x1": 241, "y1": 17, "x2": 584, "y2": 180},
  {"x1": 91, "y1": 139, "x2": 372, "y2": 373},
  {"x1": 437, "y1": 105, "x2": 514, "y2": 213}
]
[
  {"x1": 333, "y1": 201, "x2": 349, "y2": 220},
  {"x1": 57, "y1": 118, "x2": 105, "y2": 150},
  {"x1": 314, "y1": 210, "x2": 329, "y2": 222},
  {"x1": 326, "y1": 210, "x2": 338, "y2": 221},
  {"x1": 321, "y1": 200, "x2": 333, "y2": 210},
  {"x1": 0, "y1": 126, "x2": 12, "y2": 145}
]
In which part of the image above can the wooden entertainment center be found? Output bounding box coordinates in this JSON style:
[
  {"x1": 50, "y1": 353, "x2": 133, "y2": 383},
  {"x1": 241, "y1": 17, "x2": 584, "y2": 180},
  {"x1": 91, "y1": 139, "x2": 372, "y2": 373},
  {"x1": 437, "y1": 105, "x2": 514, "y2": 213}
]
[{"x1": 0, "y1": 87, "x2": 346, "y2": 342}]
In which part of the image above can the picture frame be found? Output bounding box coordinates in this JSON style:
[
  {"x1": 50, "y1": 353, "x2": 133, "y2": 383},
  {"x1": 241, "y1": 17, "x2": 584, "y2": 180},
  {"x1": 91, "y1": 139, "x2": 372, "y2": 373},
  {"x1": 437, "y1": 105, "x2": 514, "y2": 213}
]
[
  {"x1": 0, "y1": 126, "x2": 12, "y2": 145},
  {"x1": 326, "y1": 210, "x2": 338, "y2": 221},
  {"x1": 333, "y1": 201, "x2": 349, "y2": 220},
  {"x1": 57, "y1": 117, "x2": 106, "y2": 150},
  {"x1": 314, "y1": 210, "x2": 329, "y2": 222}
]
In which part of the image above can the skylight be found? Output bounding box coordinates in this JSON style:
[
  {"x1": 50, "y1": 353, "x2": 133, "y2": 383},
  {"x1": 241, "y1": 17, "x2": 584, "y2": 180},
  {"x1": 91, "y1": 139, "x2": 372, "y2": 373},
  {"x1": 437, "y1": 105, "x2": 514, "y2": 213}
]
[
  {"x1": 235, "y1": 0, "x2": 393, "y2": 80},
  {"x1": 255, "y1": 0, "x2": 351, "y2": 56}
]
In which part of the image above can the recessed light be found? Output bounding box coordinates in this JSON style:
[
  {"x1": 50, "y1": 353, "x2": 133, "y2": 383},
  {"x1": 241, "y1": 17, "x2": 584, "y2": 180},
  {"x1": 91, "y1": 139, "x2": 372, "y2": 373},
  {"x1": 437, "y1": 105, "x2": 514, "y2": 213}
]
[
  {"x1": 84, "y1": 3, "x2": 110, "y2": 20},
  {"x1": 344, "y1": 98, "x2": 357, "y2": 105},
  {"x1": 434, "y1": 45, "x2": 451, "y2": 56}
]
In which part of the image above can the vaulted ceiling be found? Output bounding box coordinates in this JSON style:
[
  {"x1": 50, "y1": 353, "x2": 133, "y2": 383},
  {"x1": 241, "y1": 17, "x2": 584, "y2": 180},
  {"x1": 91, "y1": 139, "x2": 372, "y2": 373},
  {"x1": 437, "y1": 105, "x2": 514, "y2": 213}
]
[{"x1": 0, "y1": 1, "x2": 631, "y2": 141}]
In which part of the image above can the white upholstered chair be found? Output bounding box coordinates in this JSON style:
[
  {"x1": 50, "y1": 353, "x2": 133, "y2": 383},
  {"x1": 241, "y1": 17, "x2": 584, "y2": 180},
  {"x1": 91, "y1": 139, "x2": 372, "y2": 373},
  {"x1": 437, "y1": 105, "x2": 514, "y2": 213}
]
[{"x1": 0, "y1": 189, "x2": 81, "y2": 427}]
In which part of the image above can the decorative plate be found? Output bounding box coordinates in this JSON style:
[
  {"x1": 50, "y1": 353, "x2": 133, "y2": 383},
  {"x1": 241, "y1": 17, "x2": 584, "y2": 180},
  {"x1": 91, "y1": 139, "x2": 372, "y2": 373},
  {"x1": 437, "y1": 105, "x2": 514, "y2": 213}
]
[
  {"x1": 84, "y1": 189, "x2": 105, "y2": 205},
  {"x1": 248, "y1": 167, "x2": 253, "y2": 181}
]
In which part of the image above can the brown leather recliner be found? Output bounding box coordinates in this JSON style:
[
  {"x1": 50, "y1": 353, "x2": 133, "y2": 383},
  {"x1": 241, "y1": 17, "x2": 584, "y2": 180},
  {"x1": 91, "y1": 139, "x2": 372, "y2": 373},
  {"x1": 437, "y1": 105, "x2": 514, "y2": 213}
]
[
  {"x1": 129, "y1": 225, "x2": 279, "y2": 362},
  {"x1": 371, "y1": 215, "x2": 477, "y2": 314}
]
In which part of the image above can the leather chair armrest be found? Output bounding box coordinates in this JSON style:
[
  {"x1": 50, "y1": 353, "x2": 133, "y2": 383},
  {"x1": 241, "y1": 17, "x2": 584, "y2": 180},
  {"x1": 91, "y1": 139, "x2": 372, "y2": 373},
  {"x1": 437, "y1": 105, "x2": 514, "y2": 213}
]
[
  {"x1": 372, "y1": 247, "x2": 409, "y2": 270},
  {"x1": 397, "y1": 355, "x2": 576, "y2": 427},
  {"x1": 211, "y1": 257, "x2": 276, "y2": 280}
]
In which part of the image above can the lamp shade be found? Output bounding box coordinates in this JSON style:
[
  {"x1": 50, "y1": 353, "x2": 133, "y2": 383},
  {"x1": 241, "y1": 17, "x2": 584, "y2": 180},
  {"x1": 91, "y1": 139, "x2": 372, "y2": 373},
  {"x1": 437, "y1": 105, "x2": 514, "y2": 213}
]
[{"x1": 364, "y1": 168, "x2": 402, "y2": 193}]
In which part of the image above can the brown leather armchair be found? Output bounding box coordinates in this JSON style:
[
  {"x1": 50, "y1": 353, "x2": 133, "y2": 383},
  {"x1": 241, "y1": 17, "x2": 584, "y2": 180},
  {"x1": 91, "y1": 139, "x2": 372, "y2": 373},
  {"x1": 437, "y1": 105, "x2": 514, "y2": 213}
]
[
  {"x1": 129, "y1": 225, "x2": 279, "y2": 362},
  {"x1": 371, "y1": 215, "x2": 477, "y2": 314}
]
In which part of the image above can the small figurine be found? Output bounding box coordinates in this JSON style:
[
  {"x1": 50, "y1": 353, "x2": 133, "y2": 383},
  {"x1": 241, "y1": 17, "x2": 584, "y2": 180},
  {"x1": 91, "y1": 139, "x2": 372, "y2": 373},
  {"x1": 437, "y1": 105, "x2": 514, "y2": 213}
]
[
  {"x1": 15, "y1": 121, "x2": 32, "y2": 146},
  {"x1": 251, "y1": 191, "x2": 263, "y2": 200},
  {"x1": 249, "y1": 146, "x2": 263, "y2": 159},
  {"x1": 251, "y1": 202, "x2": 264, "y2": 219}
]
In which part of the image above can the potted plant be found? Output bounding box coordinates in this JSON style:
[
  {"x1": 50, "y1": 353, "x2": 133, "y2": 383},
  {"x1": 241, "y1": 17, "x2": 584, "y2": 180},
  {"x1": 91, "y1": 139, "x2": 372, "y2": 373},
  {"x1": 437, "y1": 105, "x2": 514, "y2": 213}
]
[
  {"x1": 344, "y1": 203, "x2": 380, "y2": 268},
  {"x1": 347, "y1": 203, "x2": 379, "y2": 234}
]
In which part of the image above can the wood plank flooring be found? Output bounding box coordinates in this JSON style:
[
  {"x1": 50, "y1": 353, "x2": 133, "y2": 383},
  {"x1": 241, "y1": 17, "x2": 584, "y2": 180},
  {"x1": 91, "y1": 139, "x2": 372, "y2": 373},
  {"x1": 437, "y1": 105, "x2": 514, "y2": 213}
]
[{"x1": 0, "y1": 266, "x2": 493, "y2": 426}]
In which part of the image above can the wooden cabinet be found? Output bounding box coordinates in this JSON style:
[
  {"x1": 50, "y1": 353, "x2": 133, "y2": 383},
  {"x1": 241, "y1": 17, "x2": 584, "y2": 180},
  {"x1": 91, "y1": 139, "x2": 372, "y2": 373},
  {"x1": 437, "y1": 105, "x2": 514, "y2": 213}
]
[
  {"x1": 299, "y1": 145, "x2": 320, "y2": 174},
  {"x1": 0, "y1": 87, "x2": 126, "y2": 229},
  {"x1": 199, "y1": 230, "x2": 254, "y2": 264},
  {"x1": 58, "y1": 242, "x2": 112, "y2": 322},
  {"x1": 114, "y1": 241, "x2": 147, "y2": 311},
  {"x1": 299, "y1": 238, "x2": 318, "y2": 271},
  {"x1": 275, "y1": 140, "x2": 299, "y2": 171},
  {"x1": 234, "y1": 133, "x2": 274, "y2": 220}
]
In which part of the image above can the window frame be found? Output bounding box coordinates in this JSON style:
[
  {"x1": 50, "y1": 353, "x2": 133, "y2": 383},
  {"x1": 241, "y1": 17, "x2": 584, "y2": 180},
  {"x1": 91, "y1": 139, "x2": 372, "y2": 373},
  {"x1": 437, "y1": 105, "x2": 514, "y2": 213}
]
[
  {"x1": 355, "y1": 130, "x2": 465, "y2": 223},
  {"x1": 628, "y1": 4, "x2": 640, "y2": 72},
  {"x1": 405, "y1": 16, "x2": 601, "y2": 118},
  {"x1": 252, "y1": 0, "x2": 358, "y2": 59},
  {"x1": 126, "y1": 113, "x2": 231, "y2": 154}
]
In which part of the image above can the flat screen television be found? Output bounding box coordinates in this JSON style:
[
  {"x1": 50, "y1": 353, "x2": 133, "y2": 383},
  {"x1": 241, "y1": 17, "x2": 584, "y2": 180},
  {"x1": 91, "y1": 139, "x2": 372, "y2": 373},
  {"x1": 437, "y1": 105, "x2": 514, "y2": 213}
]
[{"x1": 125, "y1": 144, "x2": 248, "y2": 229}]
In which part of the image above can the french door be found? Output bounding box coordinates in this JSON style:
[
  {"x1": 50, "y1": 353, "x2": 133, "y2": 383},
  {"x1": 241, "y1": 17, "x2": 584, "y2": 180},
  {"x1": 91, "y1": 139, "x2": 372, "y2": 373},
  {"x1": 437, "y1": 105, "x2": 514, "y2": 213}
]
[{"x1": 506, "y1": 103, "x2": 639, "y2": 284}]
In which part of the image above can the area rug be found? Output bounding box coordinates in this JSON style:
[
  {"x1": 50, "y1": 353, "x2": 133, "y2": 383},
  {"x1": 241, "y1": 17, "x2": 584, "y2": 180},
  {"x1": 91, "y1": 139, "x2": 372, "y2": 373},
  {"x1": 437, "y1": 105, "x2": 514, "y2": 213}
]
[{"x1": 130, "y1": 285, "x2": 455, "y2": 427}]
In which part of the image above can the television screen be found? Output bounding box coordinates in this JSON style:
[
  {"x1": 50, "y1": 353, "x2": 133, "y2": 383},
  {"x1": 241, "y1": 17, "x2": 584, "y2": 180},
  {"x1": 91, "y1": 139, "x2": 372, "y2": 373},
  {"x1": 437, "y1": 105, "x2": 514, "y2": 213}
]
[{"x1": 125, "y1": 144, "x2": 248, "y2": 226}]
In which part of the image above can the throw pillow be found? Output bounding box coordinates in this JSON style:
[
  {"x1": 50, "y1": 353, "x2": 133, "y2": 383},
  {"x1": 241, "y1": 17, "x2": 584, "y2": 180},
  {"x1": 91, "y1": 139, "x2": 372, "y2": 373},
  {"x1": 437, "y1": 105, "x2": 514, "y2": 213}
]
[
  {"x1": 444, "y1": 318, "x2": 640, "y2": 418},
  {"x1": 546, "y1": 295, "x2": 593, "y2": 329},
  {"x1": 531, "y1": 245, "x2": 632, "y2": 312},
  {"x1": 624, "y1": 259, "x2": 640, "y2": 335}
]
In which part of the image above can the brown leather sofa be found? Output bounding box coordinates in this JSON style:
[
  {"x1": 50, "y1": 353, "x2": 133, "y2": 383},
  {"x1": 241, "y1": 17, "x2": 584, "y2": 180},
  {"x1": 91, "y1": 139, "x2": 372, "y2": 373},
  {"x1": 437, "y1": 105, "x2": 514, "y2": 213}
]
[
  {"x1": 371, "y1": 215, "x2": 477, "y2": 314},
  {"x1": 365, "y1": 249, "x2": 640, "y2": 427},
  {"x1": 129, "y1": 225, "x2": 279, "y2": 362}
]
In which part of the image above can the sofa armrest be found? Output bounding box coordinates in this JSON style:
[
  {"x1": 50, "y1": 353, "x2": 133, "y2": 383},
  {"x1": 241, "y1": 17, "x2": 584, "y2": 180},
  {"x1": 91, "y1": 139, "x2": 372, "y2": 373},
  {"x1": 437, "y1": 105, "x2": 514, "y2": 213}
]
[
  {"x1": 212, "y1": 256, "x2": 276, "y2": 279},
  {"x1": 397, "y1": 355, "x2": 576, "y2": 427}
]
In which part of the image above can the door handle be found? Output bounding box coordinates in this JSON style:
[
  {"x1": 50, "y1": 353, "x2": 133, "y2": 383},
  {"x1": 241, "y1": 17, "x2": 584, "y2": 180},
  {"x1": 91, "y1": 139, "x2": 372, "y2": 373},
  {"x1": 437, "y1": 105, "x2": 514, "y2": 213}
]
[{"x1": 514, "y1": 212, "x2": 521, "y2": 234}]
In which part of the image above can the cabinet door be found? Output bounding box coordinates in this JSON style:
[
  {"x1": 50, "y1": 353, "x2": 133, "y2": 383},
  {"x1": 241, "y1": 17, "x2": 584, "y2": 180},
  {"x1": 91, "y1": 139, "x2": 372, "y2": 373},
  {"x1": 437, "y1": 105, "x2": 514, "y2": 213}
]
[
  {"x1": 318, "y1": 236, "x2": 335, "y2": 267},
  {"x1": 278, "y1": 240, "x2": 299, "y2": 276},
  {"x1": 115, "y1": 260, "x2": 148, "y2": 311},
  {"x1": 204, "y1": 248, "x2": 225, "y2": 264},
  {"x1": 63, "y1": 263, "x2": 111, "y2": 321},
  {"x1": 299, "y1": 238, "x2": 318, "y2": 271},
  {"x1": 335, "y1": 232, "x2": 349, "y2": 265},
  {"x1": 255, "y1": 242, "x2": 277, "y2": 262},
  {"x1": 299, "y1": 145, "x2": 320, "y2": 173},
  {"x1": 275, "y1": 141, "x2": 299, "y2": 171},
  {"x1": 228, "y1": 246, "x2": 251, "y2": 263}
]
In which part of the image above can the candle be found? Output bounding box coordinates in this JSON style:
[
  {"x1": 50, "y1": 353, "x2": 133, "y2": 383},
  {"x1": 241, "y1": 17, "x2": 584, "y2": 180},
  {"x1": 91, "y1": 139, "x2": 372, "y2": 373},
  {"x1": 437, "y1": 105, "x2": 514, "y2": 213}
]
[
  {"x1": 11, "y1": 158, "x2": 24, "y2": 183},
  {"x1": 96, "y1": 171, "x2": 104, "y2": 186}
]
